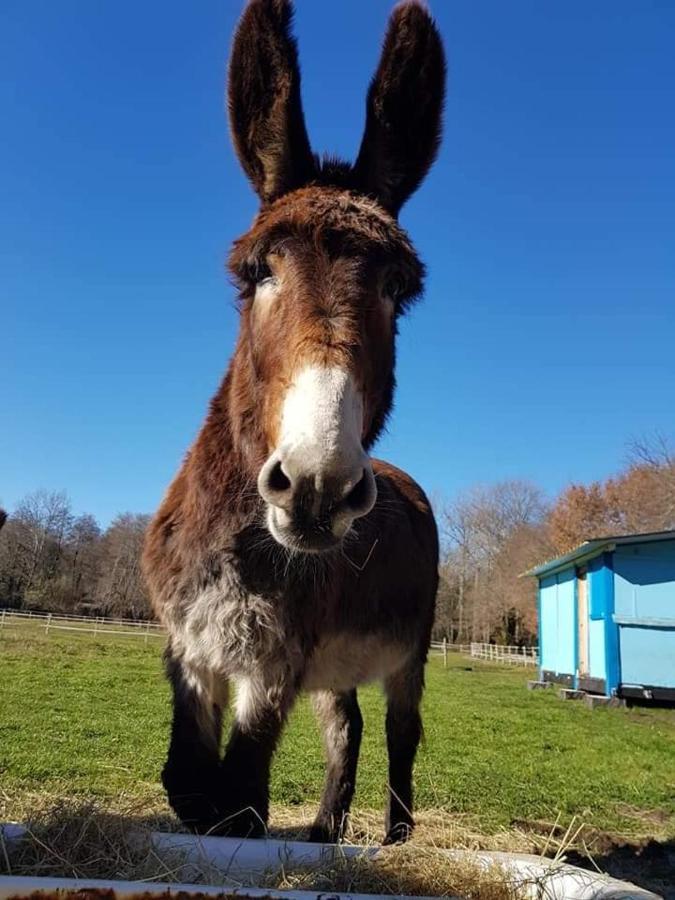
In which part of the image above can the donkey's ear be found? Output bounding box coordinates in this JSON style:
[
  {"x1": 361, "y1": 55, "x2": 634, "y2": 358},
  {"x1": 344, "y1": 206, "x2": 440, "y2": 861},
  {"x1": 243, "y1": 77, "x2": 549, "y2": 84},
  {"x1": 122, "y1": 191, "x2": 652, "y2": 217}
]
[
  {"x1": 228, "y1": 0, "x2": 315, "y2": 204},
  {"x1": 354, "y1": 1, "x2": 446, "y2": 215}
]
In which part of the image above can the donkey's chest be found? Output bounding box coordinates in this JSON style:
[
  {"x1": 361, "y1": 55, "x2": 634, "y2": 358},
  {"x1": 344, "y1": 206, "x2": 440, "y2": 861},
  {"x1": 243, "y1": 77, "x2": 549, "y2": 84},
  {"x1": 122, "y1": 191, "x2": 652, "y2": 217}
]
[
  {"x1": 174, "y1": 573, "x2": 299, "y2": 676},
  {"x1": 302, "y1": 633, "x2": 409, "y2": 692}
]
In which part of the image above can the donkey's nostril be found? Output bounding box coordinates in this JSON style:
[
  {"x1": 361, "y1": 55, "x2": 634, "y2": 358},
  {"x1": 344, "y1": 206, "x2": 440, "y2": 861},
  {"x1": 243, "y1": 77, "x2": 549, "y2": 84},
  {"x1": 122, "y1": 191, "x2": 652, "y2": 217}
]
[
  {"x1": 344, "y1": 470, "x2": 372, "y2": 514},
  {"x1": 268, "y1": 460, "x2": 292, "y2": 494}
]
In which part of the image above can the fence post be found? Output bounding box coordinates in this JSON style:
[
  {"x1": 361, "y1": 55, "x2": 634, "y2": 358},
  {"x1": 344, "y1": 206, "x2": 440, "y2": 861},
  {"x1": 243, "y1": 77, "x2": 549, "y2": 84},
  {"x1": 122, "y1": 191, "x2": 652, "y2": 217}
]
[
  {"x1": 442, "y1": 637, "x2": 448, "y2": 668},
  {"x1": 45, "y1": 613, "x2": 52, "y2": 635},
  {"x1": 144, "y1": 622, "x2": 150, "y2": 646},
  {"x1": 0, "y1": 609, "x2": 5, "y2": 631}
]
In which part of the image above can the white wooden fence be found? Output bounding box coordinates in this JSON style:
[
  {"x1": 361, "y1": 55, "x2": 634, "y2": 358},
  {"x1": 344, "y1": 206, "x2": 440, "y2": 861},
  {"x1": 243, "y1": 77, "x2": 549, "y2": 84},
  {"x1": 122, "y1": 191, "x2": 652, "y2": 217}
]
[
  {"x1": 429, "y1": 639, "x2": 538, "y2": 667},
  {"x1": 469, "y1": 642, "x2": 538, "y2": 666},
  {"x1": 0, "y1": 608, "x2": 164, "y2": 644}
]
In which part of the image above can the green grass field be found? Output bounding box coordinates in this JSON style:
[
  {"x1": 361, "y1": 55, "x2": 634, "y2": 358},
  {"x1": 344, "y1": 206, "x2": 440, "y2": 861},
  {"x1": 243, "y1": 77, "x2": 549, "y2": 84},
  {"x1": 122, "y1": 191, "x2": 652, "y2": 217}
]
[{"x1": 1, "y1": 622, "x2": 674, "y2": 845}]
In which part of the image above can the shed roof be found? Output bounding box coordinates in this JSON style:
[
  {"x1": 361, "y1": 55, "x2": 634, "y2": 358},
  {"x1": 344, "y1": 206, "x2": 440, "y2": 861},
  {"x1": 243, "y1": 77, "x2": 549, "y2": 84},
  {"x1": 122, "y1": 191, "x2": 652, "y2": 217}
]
[{"x1": 522, "y1": 529, "x2": 675, "y2": 579}]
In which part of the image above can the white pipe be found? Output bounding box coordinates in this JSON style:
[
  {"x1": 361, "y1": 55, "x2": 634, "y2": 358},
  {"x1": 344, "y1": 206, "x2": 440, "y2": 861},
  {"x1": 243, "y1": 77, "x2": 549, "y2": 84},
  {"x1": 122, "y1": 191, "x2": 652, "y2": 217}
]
[
  {"x1": 142, "y1": 833, "x2": 660, "y2": 900},
  {"x1": 0, "y1": 826, "x2": 661, "y2": 900},
  {"x1": 138, "y1": 830, "x2": 378, "y2": 877}
]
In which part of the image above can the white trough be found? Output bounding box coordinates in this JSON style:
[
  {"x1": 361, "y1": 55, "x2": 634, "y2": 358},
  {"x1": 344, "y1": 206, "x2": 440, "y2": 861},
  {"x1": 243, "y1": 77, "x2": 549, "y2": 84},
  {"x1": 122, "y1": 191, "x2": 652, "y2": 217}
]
[{"x1": 0, "y1": 825, "x2": 662, "y2": 900}]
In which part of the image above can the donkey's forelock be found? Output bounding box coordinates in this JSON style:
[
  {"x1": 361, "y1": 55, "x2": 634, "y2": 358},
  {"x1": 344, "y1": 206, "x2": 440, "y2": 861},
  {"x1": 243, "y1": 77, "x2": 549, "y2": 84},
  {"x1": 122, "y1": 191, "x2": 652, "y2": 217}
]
[
  {"x1": 228, "y1": 187, "x2": 425, "y2": 312},
  {"x1": 228, "y1": 0, "x2": 445, "y2": 214}
]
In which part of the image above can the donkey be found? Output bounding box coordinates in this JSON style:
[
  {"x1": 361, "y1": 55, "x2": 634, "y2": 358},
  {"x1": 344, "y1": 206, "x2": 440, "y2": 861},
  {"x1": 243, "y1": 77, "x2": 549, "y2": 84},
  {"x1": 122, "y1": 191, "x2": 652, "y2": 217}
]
[{"x1": 143, "y1": 0, "x2": 445, "y2": 845}]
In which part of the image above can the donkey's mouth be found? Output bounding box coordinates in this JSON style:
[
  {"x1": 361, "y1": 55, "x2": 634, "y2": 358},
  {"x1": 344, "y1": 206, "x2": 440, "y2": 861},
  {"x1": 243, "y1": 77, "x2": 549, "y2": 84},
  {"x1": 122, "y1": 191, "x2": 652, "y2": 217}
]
[{"x1": 266, "y1": 505, "x2": 348, "y2": 554}]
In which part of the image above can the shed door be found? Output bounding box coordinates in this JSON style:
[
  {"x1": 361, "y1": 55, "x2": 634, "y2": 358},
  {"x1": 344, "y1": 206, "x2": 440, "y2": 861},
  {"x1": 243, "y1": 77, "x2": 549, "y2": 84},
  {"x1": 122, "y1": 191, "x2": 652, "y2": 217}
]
[{"x1": 577, "y1": 567, "x2": 589, "y2": 676}]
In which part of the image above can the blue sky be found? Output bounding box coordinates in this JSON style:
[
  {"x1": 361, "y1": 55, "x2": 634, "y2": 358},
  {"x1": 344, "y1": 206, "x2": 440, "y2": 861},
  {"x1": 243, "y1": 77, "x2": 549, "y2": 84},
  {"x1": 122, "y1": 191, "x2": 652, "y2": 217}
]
[{"x1": 2, "y1": 1, "x2": 674, "y2": 525}]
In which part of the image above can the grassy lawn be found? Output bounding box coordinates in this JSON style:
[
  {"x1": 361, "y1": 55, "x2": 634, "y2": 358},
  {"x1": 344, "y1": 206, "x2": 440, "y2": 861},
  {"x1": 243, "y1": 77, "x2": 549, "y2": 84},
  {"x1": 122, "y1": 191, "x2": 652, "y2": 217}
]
[{"x1": 1, "y1": 622, "x2": 674, "y2": 845}]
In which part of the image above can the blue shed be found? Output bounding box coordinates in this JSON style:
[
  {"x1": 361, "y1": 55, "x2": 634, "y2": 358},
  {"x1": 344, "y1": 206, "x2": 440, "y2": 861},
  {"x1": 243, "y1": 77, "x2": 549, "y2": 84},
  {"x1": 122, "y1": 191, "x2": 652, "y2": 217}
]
[{"x1": 526, "y1": 530, "x2": 675, "y2": 701}]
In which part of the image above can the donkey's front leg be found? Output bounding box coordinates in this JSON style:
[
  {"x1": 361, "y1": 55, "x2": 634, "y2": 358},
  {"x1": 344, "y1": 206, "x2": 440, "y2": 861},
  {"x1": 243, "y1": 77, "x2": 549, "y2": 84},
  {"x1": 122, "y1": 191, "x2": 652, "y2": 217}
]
[
  {"x1": 383, "y1": 663, "x2": 425, "y2": 844},
  {"x1": 309, "y1": 689, "x2": 363, "y2": 843},
  {"x1": 218, "y1": 674, "x2": 296, "y2": 838},
  {"x1": 162, "y1": 651, "x2": 227, "y2": 833}
]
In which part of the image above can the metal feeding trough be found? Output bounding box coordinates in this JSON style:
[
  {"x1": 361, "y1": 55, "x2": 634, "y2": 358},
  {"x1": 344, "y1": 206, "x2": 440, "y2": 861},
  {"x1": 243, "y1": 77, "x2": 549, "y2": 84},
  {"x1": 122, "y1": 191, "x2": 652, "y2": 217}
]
[{"x1": 0, "y1": 826, "x2": 661, "y2": 900}]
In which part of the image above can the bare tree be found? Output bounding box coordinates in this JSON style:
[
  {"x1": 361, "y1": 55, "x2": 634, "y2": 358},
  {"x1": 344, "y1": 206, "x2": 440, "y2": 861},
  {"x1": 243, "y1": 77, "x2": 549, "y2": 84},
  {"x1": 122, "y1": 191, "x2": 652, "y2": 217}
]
[
  {"x1": 65, "y1": 514, "x2": 103, "y2": 608},
  {"x1": 5, "y1": 490, "x2": 73, "y2": 608},
  {"x1": 95, "y1": 513, "x2": 151, "y2": 619},
  {"x1": 0, "y1": 493, "x2": 153, "y2": 616},
  {"x1": 441, "y1": 481, "x2": 548, "y2": 644}
]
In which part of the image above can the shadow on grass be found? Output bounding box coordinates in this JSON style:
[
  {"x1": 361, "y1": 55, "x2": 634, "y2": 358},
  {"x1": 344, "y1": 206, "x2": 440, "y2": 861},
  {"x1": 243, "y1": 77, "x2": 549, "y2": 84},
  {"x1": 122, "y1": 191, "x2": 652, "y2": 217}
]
[{"x1": 565, "y1": 839, "x2": 675, "y2": 899}]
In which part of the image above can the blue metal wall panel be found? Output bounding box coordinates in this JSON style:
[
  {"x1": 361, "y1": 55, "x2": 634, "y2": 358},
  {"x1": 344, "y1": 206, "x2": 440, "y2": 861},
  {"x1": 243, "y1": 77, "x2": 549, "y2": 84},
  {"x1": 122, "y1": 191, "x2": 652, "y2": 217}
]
[
  {"x1": 614, "y1": 540, "x2": 675, "y2": 620},
  {"x1": 618, "y1": 626, "x2": 675, "y2": 688},
  {"x1": 556, "y1": 569, "x2": 576, "y2": 676},
  {"x1": 539, "y1": 575, "x2": 558, "y2": 673},
  {"x1": 588, "y1": 619, "x2": 607, "y2": 681},
  {"x1": 614, "y1": 539, "x2": 675, "y2": 689},
  {"x1": 588, "y1": 556, "x2": 605, "y2": 619},
  {"x1": 587, "y1": 558, "x2": 607, "y2": 681},
  {"x1": 604, "y1": 553, "x2": 620, "y2": 694},
  {"x1": 538, "y1": 568, "x2": 582, "y2": 677}
]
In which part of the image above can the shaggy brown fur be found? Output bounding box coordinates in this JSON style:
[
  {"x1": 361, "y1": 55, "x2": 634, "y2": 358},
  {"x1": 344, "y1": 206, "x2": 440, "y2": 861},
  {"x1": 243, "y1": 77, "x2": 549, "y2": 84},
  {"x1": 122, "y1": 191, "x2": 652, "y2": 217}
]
[{"x1": 143, "y1": 0, "x2": 445, "y2": 844}]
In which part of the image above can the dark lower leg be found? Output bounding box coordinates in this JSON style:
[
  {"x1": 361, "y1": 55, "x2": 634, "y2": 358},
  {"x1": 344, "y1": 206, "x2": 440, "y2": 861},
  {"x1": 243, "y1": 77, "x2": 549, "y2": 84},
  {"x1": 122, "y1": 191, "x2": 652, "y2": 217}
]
[
  {"x1": 384, "y1": 667, "x2": 424, "y2": 844},
  {"x1": 309, "y1": 689, "x2": 363, "y2": 843},
  {"x1": 216, "y1": 676, "x2": 294, "y2": 837},
  {"x1": 162, "y1": 654, "x2": 226, "y2": 833}
]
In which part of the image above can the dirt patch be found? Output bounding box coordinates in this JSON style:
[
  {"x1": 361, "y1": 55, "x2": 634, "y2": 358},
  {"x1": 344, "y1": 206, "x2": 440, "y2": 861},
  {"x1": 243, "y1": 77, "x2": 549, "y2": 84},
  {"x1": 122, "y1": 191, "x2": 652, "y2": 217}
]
[{"x1": 614, "y1": 803, "x2": 673, "y2": 828}]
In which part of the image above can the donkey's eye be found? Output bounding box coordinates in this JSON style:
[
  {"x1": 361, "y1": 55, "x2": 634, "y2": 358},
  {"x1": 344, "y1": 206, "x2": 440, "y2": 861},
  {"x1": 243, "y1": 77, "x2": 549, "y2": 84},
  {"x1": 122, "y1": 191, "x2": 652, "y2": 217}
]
[
  {"x1": 244, "y1": 260, "x2": 277, "y2": 288},
  {"x1": 383, "y1": 273, "x2": 406, "y2": 302},
  {"x1": 255, "y1": 262, "x2": 274, "y2": 285}
]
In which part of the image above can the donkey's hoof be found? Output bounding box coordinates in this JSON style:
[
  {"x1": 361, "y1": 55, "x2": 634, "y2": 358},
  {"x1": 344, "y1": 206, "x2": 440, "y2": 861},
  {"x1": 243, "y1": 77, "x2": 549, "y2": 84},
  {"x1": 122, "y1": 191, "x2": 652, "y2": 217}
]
[
  {"x1": 211, "y1": 805, "x2": 267, "y2": 839},
  {"x1": 162, "y1": 764, "x2": 222, "y2": 834},
  {"x1": 167, "y1": 794, "x2": 223, "y2": 835},
  {"x1": 308, "y1": 823, "x2": 341, "y2": 845},
  {"x1": 383, "y1": 821, "x2": 413, "y2": 845}
]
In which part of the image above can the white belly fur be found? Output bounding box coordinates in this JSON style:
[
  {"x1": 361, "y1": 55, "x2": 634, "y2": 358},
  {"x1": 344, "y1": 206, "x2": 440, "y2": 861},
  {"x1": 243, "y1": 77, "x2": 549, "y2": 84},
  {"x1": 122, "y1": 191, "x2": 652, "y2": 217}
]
[{"x1": 302, "y1": 634, "x2": 409, "y2": 692}]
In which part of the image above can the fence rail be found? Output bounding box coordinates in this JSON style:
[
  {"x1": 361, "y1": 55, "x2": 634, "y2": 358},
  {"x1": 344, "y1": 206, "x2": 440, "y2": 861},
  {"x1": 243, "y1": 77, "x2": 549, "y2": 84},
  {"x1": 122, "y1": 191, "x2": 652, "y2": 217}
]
[
  {"x1": 470, "y1": 642, "x2": 538, "y2": 666},
  {"x1": 429, "y1": 640, "x2": 538, "y2": 667},
  {"x1": 429, "y1": 640, "x2": 471, "y2": 655},
  {"x1": 0, "y1": 608, "x2": 162, "y2": 628},
  {"x1": 0, "y1": 608, "x2": 164, "y2": 643}
]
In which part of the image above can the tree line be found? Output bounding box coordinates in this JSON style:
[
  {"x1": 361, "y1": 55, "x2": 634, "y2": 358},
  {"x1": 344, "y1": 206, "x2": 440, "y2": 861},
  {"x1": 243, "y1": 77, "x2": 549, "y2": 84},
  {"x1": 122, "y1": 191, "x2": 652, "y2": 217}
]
[
  {"x1": 0, "y1": 491, "x2": 151, "y2": 619},
  {"x1": 436, "y1": 434, "x2": 675, "y2": 646},
  {"x1": 2, "y1": 435, "x2": 673, "y2": 635}
]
